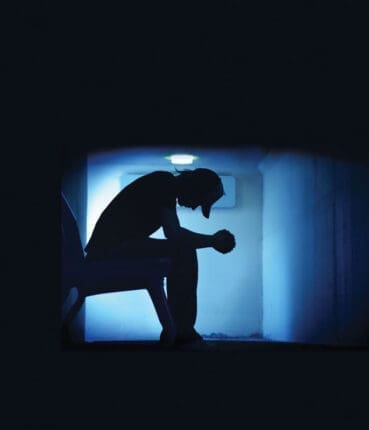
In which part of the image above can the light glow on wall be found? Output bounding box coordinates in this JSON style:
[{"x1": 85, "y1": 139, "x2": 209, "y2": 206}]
[{"x1": 86, "y1": 177, "x2": 121, "y2": 244}]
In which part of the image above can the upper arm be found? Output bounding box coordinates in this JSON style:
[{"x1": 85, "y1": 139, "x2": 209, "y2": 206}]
[{"x1": 161, "y1": 207, "x2": 182, "y2": 239}]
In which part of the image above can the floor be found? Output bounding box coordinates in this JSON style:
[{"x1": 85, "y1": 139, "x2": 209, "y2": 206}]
[{"x1": 61, "y1": 337, "x2": 368, "y2": 352}]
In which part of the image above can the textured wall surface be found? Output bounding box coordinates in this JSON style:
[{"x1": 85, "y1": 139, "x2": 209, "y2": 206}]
[{"x1": 260, "y1": 152, "x2": 369, "y2": 345}]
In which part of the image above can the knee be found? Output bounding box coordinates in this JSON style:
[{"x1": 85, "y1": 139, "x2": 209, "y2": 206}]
[
  {"x1": 176, "y1": 245, "x2": 198, "y2": 268},
  {"x1": 168, "y1": 240, "x2": 196, "y2": 257}
]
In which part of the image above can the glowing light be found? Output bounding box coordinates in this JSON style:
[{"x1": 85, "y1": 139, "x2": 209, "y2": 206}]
[{"x1": 165, "y1": 154, "x2": 198, "y2": 165}]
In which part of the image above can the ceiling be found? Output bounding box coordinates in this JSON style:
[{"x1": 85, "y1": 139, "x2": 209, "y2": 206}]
[{"x1": 89, "y1": 145, "x2": 270, "y2": 174}]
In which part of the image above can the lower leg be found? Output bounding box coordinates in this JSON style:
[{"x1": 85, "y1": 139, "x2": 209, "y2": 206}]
[{"x1": 166, "y1": 247, "x2": 199, "y2": 338}]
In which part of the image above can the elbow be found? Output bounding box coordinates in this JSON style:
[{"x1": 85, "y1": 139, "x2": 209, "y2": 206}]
[{"x1": 163, "y1": 226, "x2": 183, "y2": 242}]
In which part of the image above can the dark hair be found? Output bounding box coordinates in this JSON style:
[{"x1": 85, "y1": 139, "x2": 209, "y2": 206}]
[
  {"x1": 175, "y1": 168, "x2": 223, "y2": 198},
  {"x1": 173, "y1": 167, "x2": 191, "y2": 175}
]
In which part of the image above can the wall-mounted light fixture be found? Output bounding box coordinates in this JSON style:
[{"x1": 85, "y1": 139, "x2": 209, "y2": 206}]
[{"x1": 165, "y1": 154, "x2": 198, "y2": 165}]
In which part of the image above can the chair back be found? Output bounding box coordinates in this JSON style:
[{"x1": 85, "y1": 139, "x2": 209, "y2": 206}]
[{"x1": 61, "y1": 193, "x2": 85, "y2": 301}]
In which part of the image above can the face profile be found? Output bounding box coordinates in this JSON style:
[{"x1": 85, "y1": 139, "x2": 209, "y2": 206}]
[{"x1": 200, "y1": 182, "x2": 225, "y2": 218}]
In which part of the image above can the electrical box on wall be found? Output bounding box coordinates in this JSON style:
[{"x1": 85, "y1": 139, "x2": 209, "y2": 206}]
[{"x1": 120, "y1": 173, "x2": 236, "y2": 208}]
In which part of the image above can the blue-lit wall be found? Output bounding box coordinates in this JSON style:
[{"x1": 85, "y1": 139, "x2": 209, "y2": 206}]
[
  {"x1": 260, "y1": 153, "x2": 369, "y2": 345},
  {"x1": 84, "y1": 149, "x2": 263, "y2": 341}
]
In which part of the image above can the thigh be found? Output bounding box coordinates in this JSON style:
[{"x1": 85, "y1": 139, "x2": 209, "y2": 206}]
[{"x1": 86, "y1": 238, "x2": 176, "y2": 261}]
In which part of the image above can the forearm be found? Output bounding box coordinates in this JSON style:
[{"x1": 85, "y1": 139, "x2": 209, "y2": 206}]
[{"x1": 176, "y1": 227, "x2": 215, "y2": 249}]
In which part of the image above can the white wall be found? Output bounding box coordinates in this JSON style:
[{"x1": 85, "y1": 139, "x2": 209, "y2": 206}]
[
  {"x1": 260, "y1": 152, "x2": 369, "y2": 345},
  {"x1": 84, "y1": 148, "x2": 263, "y2": 341},
  {"x1": 260, "y1": 153, "x2": 316, "y2": 342}
]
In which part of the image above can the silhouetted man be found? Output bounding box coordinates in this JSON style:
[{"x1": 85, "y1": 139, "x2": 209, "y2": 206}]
[{"x1": 85, "y1": 168, "x2": 236, "y2": 345}]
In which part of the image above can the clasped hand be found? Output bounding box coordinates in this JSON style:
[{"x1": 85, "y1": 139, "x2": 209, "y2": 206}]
[{"x1": 212, "y1": 229, "x2": 236, "y2": 254}]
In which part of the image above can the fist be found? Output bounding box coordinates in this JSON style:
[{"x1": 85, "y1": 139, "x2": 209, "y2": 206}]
[{"x1": 212, "y1": 230, "x2": 236, "y2": 254}]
